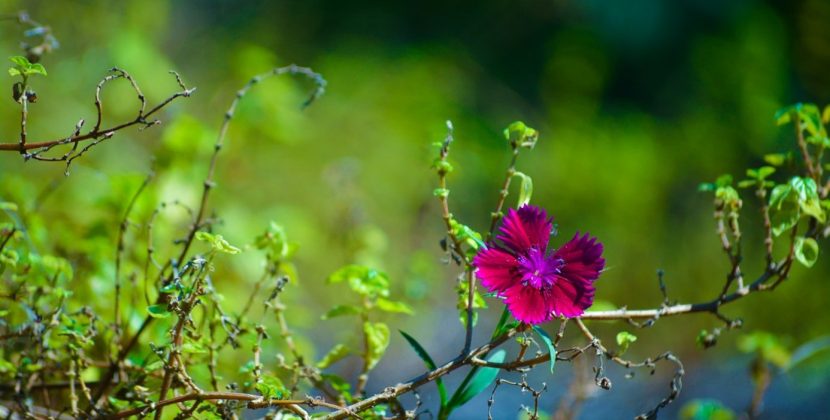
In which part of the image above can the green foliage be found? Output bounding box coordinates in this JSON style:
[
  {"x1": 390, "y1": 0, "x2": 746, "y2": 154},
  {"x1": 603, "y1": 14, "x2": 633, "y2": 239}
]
[
  {"x1": 531, "y1": 325, "x2": 556, "y2": 373},
  {"x1": 503, "y1": 121, "x2": 538, "y2": 149},
  {"x1": 146, "y1": 304, "x2": 171, "y2": 318},
  {"x1": 321, "y1": 304, "x2": 363, "y2": 320},
  {"x1": 317, "y1": 343, "x2": 351, "y2": 369},
  {"x1": 449, "y1": 219, "x2": 485, "y2": 253},
  {"x1": 738, "y1": 331, "x2": 790, "y2": 368},
  {"x1": 256, "y1": 375, "x2": 288, "y2": 400},
  {"x1": 400, "y1": 330, "x2": 448, "y2": 407},
  {"x1": 679, "y1": 399, "x2": 736, "y2": 420},
  {"x1": 445, "y1": 350, "x2": 505, "y2": 414},
  {"x1": 328, "y1": 264, "x2": 390, "y2": 298},
  {"x1": 512, "y1": 172, "x2": 533, "y2": 207},
  {"x1": 375, "y1": 297, "x2": 413, "y2": 314},
  {"x1": 616, "y1": 331, "x2": 638, "y2": 355},
  {"x1": 769, "y1": 176, "x2": 825, "y2": 236},
  {"x1": 775, "y1": 103, "x2": 830, "y2": 146},
  {"x1": 195, "y1": 231, "x2": 242, "y2": 254},
  {"x1": 794, "y1": 237, "x2": 819, "y2": 267},
  {"x1": 8, "y1": 55, "x2": 47, "y2": 77},
  {"x1": 363, "y1": 321, "x2": 390, "y2": 370}
]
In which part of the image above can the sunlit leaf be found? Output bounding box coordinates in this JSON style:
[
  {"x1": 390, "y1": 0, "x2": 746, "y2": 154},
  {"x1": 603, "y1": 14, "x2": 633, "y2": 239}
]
[
  {"x1": 317, "y1": 344, "x2": 351, "y2": 369},
  {"x1": 794, "y1": 237, "x2": 819, "y2": 268},
  {"x1": 364, "y1": 322, "x2": 390, "y2": 370}
]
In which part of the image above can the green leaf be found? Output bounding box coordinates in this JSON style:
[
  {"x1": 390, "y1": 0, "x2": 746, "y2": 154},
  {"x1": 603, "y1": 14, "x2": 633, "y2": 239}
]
[
  {"x1": 449, "y1": 219, "x2": 485, "y2": 251},
  {"x1": 746, "y1": 166, "x2": 775, "y2": 180},
  {"x1": 328, "y1": 265, "x2": 390, "y2": 298},
  {"x1": 363, "y1": 322, "x2": 390, "y2": 370},
  {"x1": 147, "y1": 304, "x2": 171, "y2": 318},
  {"x1": 254, "y1": 222, "x2": 292, "y2": 260},
  {"x1": 616, "y1": 331, "x2": 638, "y2": 355},
  {"x1": 513, "y1": 172, "x2": 533, "y2": 207},
  {"x1": 531, "y1": 325, "x2": 556, "y2": 373},
  {"x1": 27, "y1": 63, "x2": 46, "y2": 76},
  {"x1": 321, "y1": 304, "x2": 363, "y2": 320},
  {"x1": 256, "y1": 375, "x2": 288, "y2": 400},
  {"x1": 317, "y1": 344, "x2": 351, "y2": 369},
  {"x1": 0, "y1": 202, "x2": 18, "y2": 212},
  {"x1": 447, "y1": 350, "x2": 505, "y2": 410},
  {"x1": 195, "y1": 231, "x2": 241, "y2": 254},
  {"x1": 491, "y1": 306, "x2": 515, "y2": 339},
  {"x1": 503, "y1": 121, "x2": 538, "y2": 148},
  {"x1": 790, "y1": 177, "x2": 826, "y2": 223},
  {"x1": 679, "y1": 399, "x2": 736, "y2": 420},
  {"x1": 400, "y1": 330, "x2": 448, "y2": 407},
  {"x1": 764, "y1": 153, "x2": 789, "y2": 167},
  {"x1": 794, "y1": 237, "x2": 819, "y2": 268},
  {"x1": 769, "y1": 183, "x2": 800, "y2": 236},
  {"x1": 738, "y1": 331, "x2": 791, "y2": 368},
  {"x1": 375, "y1": 298, "x2": 413, "y2": 315},
  {"x1": 787, "y1": 336, "x2": 830, "y2": 371},
  {"x1": 9, "y1": 56, "x2": 29, "y2": 67}
]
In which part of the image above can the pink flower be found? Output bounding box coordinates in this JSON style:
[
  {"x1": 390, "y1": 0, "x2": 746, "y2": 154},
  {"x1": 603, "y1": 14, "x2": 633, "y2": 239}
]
[{"x1": 473, "y1": 205, "x2": 605, "y2": 324}]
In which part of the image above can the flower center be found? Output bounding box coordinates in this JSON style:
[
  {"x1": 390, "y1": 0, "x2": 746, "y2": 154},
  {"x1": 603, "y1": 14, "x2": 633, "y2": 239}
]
[{"x1": 516, "y1": 247, "x2": 563, "y2": 290}]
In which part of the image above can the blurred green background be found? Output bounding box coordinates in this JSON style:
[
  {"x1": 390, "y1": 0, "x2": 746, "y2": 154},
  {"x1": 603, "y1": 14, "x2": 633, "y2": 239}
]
[{"x1": 1, "y1": 0, "x2": 829, "y2": 418}]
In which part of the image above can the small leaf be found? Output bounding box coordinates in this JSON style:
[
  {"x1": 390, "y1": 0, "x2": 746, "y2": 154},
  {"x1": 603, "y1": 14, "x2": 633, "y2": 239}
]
[
  {"x1": 364, "y1": 322, "x2": 390, "y2": 370},
  {"x1": 769, "y1": 183, "x2": 800, "y2": 236},
  {"x1": 447, "y1": 350, "x2": 506, "y2": 410},
  {"x1": 328, "y1": 265, "x2": 390, "y2": 298},
  {"x1": 504, "y1": 121, "x2": 538, "y2": 148},
  {"x1": 195, "y1": 231, "x2": 241, "y2": 254},
  {"x1": 256, "y1": 375, "x2": 287, "y2": 400},
  {"x1": 513, "y1": 172, "x2": 533, "y2": 207},
  {"x1": 738, "y1": 331, "x2": 791, "y2": 368},
  {"x1": 147, "y1": 304, "x2": 171, "y2": 318},
  {"x1": 400, "y1": 330, "x2": 447, "y2": 407},
  {"x1": 9, "y1": 56, "x2": 29, "y2": 67},
  {"x1": 449, "y1": 219, "x2": 485, "y2": 251},
  {"x1": 794, "y1": 237, "x2": 819, "y2": 268},
  {"x1": 616, "y1": 331, "x2": 638, "y2": 355},
  {"x1": 321, "y1": 304, "x2": 363, "y2": 320},
  {"x1": 531, "y1": 325, "x2": 556, "y2": 373},
  {"x1": 764, "y1": 152, "x2": 792, "y2": 167},
  {"x1": 375, "y1": 298, "x2": 414, "y2": 315},
  {"x1": 317, "y1": 344, "x2": 351, "y2": 369},
  {"x1": 679, "y1": 399, "x2": 736, "y2": 420},
  {"x1": 26, "y1": 63, "x2": 46, "y2": 76}
]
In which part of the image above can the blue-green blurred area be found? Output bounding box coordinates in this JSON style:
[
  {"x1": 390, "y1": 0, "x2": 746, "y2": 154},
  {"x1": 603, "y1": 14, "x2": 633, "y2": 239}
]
[{"x1": 1, "y1": 0, "x2": 829, "y2": 417}]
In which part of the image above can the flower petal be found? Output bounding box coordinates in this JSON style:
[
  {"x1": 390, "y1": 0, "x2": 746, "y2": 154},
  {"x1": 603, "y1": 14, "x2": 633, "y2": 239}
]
[
  {"x1": 548, "y1": 275, "x2": 595, "y2": 318},
  {"x1": 553, "y1": 232, "x2": 605, "y2": 283},
  {"x1": 496, "y1": 205, "x2": 553, "y2": 253},
  {"x1": 503, "y1": 285, "x2": 552, "y2": 325},
  {"x1": 473, "y1": 246, "x2": 520, "y2": 293}
]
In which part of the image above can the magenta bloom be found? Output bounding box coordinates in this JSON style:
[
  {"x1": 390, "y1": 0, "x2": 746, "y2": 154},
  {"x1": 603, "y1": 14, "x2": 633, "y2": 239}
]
[{"x1": 473, "y1": 205, "x2": 605, "y2": 324}]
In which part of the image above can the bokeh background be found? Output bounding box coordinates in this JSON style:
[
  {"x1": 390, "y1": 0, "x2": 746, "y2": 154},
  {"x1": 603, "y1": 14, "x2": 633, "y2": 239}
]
[{"x1": 1, "y1": 0, "x2": 829, "y2": 418}]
